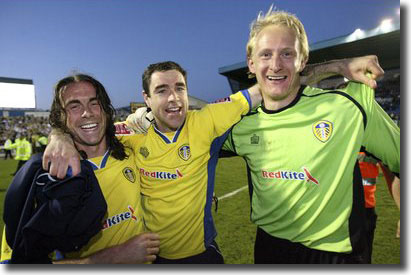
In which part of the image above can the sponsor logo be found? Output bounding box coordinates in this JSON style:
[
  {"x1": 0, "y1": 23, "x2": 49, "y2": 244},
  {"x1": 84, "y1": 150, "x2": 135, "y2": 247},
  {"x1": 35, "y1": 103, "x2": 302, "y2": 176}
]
[
  {"x1": 123, "y1": 167, "x2": 136, "y2": 183},
  {"x1": 261, "y1": 167, "x2": 319, "y2": 185},
  {"x1": 139, "y1": 167, "x2": 183, "y2": 180},
  {"x1": 250, "y1": 134, "x2": 260, "y2": 145},
  {"x1": 102, "y1": 205, "x2": 137, "y2": 230},
  {"x1": 178, "y1": 144, "x2": 191, "y2": 161},
  {"x1": 139, "y1": 146, "x2": 149, "y2": 158},
  {"x1": 211, "y1": 97, "x2": 232, "y2": 104},
  {"x1": 313, "y1": 120, "x2": 333, "y2": 143}
]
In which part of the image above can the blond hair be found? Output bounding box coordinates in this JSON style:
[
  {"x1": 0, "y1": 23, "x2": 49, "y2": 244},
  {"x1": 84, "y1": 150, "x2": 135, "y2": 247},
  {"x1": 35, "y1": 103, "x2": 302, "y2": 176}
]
[{"x1": 246, "y1": 6, "x2": 309, "y2": 62}]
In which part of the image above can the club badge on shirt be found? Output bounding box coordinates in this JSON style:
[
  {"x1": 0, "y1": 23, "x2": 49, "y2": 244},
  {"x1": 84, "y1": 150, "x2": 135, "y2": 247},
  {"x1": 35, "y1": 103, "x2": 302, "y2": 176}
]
[
  {"x1": 123, "y1": 167, "x2": 136, "y2": 183},
  {"x1": 312, "y1": 120, "x2": 333, "y2": 143},
  {"x1": 178, "y1": 144, "x2": 191, "y2": 161}
]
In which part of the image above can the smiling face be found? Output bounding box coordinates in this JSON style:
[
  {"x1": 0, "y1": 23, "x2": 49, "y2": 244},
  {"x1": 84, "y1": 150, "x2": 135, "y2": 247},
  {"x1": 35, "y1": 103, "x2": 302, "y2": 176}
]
[
  {"x1": 61, "y1": 81, "x2": 107, "y2": 157},
  {"x1": 143, "y1": 69, "x2": 189, "y2": 132},
  {"x1": 248, "y1": 24, "x2": 307, "y2": 110}
]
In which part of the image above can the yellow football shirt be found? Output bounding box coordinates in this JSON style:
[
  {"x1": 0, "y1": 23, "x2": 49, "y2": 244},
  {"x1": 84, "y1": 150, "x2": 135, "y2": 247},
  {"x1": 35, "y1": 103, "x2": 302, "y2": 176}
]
[
  {"x1": 119, "y1": 90, "x2": 251, "y2": 259},
  {"x1": 1, "y1": 149, "x2": 144, "y2": 262},
  {"x1": 65, "y1": 149, "x2": 144, "y2": 259}
]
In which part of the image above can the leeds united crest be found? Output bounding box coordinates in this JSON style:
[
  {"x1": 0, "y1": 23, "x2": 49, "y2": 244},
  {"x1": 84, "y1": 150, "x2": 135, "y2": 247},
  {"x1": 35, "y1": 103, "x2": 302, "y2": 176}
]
[
  {"x1": 312, "y1": 120, "x2": 333, "y2": 143},
  {"x1": 178, "y1": 144, "x2": 191, "y2": 161},
  {"x1": 123, "y1": 167, "x2": 136, "y2": 183}
]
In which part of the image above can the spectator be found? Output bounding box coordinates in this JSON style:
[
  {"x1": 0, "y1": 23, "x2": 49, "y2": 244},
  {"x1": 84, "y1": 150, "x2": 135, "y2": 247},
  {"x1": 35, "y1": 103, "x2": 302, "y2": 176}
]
[
  {"x1": 9, "y1": 132, "x2": 32, "y2": 175},
  {"x1": 3, "y1": 133, "x2": 14, "y2": 160}
]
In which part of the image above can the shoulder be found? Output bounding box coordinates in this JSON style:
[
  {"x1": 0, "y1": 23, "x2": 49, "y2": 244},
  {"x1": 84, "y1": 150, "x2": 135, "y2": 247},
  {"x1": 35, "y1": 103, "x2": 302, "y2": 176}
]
[
  {"x1": 118, "y1": 132, "x2": 146, "y2": 147},
  {"x1": 304, "y1": 83, "x2": 374, "y2": 103},
  {"x1": 301, "y1": 85, "x2": 329, "y2": 96},
  {"x1": 339, "y1": 82, "x2": 375, "y2": 111}
]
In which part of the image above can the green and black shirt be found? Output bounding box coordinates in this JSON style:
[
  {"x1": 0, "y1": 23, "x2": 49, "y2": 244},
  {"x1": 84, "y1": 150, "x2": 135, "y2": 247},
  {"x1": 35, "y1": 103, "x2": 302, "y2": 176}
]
[{"x1": 223, "y1": 82, "x2": 400, "y2": 253}]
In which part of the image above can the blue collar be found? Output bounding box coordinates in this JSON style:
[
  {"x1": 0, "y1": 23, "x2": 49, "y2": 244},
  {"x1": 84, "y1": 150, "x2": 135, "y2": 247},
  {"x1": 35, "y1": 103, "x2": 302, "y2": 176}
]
[
  {"x1": 86, "y1": 149, "x2": 111, "y2": 170},
  {"x1": 153, "y1": 120, "x2": 185, "y2": 144}
]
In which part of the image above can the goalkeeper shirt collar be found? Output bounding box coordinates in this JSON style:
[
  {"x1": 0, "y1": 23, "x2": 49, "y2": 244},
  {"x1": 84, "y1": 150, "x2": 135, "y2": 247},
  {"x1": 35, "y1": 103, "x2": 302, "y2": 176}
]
[{"x1": 260, "y1": 85, "x2": 306, "y2": 114}]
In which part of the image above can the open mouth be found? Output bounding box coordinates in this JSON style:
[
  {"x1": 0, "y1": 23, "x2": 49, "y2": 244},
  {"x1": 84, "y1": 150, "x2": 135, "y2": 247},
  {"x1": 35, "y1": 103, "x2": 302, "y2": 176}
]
[
  {"x1": 267, "y1": 75, "x2": 287, "y2": 81},
  {"x1": 165, "y1": 107, "x2": 182, "y2": 114},
  {"x1": 80, "y1": 123, "x2": 98, "y2": 130}
]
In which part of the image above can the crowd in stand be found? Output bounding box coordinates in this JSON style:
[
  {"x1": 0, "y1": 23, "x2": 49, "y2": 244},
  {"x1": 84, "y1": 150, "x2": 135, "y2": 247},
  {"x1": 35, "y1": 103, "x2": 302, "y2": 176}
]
[
  {"x1": 375, "y1": 76, "x2": 400, "y2": 125},
  {"x1": 333, "y1": 73, "x2": 400, "y2": 126},
  {"x1": 0, "y1": 116, "x2": 51, "y2": 159}
]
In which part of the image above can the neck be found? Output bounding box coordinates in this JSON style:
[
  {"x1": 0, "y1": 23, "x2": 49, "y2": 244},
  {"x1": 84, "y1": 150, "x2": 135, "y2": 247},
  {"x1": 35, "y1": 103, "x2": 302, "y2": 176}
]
[
  {"x1": 263, "y1": 86, "x2": 300, "y2": 111},
  {"x1": 154, "y1": 120, "x2": 179, "y2": 133},
  {"x1": 75, "y1": 137, "x2": 108, "y2": 159},
  {"x1": 156, "y1": 124, "x2": 175, "y2": 133}
]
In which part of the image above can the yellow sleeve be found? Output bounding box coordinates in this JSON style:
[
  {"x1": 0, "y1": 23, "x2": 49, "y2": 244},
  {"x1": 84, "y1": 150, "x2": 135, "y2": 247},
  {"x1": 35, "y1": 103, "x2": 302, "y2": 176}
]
[
  {"x1": 190, "y1": 90, "x2": 251, "y2": 140},
  {"x1": 1, "y1": 227, "x2": 12, "y2": 263}
]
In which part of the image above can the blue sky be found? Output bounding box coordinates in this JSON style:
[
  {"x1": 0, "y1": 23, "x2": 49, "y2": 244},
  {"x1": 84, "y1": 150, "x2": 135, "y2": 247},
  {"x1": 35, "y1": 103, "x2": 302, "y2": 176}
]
[{"x1": 0, "y1": 0, "x2": 401, "y2": 110}]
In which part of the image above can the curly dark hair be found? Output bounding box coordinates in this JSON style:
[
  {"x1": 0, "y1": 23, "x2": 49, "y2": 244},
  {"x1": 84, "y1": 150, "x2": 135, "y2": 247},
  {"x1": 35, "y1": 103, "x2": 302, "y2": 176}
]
[{"x1": 49, "y1": 74, "x2": 127, "y2": 160}]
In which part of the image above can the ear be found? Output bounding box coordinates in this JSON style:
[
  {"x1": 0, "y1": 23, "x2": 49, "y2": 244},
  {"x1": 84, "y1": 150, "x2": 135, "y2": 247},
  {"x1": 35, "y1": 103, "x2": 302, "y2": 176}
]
[
  {"x1": 142, "y1": 90, "x2": 151, "y2": 108},
  {"x1": 298, "y1": 57, "x2": 308, "y2": 73},
  {"x1": 247, "y1": 56, "x2": 256, "y2": 74}
]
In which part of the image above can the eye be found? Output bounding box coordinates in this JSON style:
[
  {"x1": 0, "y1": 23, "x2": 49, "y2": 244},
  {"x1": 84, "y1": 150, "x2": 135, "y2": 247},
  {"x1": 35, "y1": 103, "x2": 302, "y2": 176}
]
[
  {"x1": 89, "y1": 101, "x2": 101, "y2": 111},
  {"x1": 260, "y1": 52, "x2": 272, "y2": 59},
  {"x1": 69, "y1": 104, "x2": 80, "y2": 111},
  {"x1": 281, "y1": 51, "x2": 294, "y2": 58}
]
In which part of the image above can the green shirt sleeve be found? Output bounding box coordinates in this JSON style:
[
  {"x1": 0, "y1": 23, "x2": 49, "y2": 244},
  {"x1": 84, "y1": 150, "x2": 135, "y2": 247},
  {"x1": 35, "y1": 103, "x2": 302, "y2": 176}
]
[{"x1": 345, "y1": 82, "x2": 400, "y2": 174}]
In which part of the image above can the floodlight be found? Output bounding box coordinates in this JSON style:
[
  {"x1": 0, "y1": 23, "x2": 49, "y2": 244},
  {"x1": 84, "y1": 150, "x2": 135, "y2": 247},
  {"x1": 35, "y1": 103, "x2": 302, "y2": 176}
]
[
  {"x1": 353, "y1": 28, "x2": 364, "y2": 38},
  {"x1": 380, "y1": 18, "x2": 393, "y2": 32}
]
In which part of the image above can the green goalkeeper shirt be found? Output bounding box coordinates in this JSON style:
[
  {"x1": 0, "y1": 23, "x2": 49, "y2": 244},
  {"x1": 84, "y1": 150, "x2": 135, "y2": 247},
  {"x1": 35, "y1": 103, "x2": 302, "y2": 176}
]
[{"x1": 222, "y1": 82, "x2": 400, "y2": 253}]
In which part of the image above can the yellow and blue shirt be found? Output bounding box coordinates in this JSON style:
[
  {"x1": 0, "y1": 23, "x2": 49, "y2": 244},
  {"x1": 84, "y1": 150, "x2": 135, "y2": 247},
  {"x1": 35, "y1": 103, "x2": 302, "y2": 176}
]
[
  {"x1": 1, "y1": 149, "x2": 144, "y2": 262},
  {"x1": 65, "y1": 149, "x2": 144, "y2": 259},
  {"x1": 119, "y1": 90, "x2": 251, "y2": 259}
]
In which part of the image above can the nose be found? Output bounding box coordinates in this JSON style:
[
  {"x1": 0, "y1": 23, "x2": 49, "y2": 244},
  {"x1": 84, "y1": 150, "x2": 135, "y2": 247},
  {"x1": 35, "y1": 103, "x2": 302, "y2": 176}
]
[
  {"x1": 81, "y1": 105, "x2": 93, "y2": 118},
  {"x1": 269, "y1": 53, "x2": 282, "y2": 71},
  {"x1": 168, "y1": 90, "x2": 179, "y2": 102}
]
